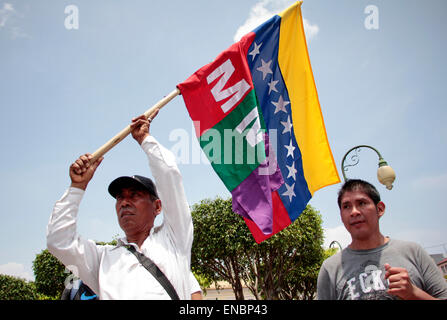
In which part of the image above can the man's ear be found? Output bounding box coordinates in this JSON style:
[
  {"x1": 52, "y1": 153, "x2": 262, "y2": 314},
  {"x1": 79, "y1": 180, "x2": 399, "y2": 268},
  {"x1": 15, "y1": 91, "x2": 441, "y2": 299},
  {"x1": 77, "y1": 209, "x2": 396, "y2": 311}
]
[
  {"x1": 377, "y1": 201, "x2": 385, "y2": 218},
  {"x1": 154, "y1": 199, "x2": 162, "y2": 216}
]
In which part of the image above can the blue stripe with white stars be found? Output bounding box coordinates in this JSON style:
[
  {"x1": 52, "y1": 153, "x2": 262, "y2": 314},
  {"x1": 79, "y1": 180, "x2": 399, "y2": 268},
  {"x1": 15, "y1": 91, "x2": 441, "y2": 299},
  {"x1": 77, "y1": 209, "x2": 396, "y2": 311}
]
[{"x1": 246, "y1": 15, "x2": 311, "y2": 221}]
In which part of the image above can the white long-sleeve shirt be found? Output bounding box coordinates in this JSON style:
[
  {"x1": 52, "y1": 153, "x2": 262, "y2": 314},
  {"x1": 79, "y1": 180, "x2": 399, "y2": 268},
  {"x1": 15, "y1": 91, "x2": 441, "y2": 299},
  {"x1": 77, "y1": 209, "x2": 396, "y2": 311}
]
[{"x1": 47, "y1": 135, "x2": 193, "y2": 300}]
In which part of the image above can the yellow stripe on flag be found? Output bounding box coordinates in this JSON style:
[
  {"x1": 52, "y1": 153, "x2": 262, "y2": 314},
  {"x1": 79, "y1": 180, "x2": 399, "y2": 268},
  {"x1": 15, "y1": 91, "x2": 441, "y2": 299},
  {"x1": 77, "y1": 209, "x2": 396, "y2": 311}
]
[{"x1": 278, "y1": 1, "x2": 340, "y2": 194}]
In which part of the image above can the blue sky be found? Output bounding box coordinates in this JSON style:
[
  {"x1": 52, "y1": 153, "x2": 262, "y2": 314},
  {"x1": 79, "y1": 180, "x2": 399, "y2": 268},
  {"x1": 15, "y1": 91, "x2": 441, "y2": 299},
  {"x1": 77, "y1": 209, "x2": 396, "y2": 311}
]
[{"x1": 1, "y1": 0, "x2": 446, "y2": 281}]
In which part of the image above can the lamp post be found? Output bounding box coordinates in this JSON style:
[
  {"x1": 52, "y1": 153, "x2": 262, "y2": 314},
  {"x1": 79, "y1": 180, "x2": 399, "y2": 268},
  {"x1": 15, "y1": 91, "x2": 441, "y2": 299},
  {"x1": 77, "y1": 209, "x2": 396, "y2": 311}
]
[
  {"x1": 329, "y1": 240, "x2": 343, "y2": 252},
  {"x1": 341, "y1": 145, "x2": 396, "y2": 190}
]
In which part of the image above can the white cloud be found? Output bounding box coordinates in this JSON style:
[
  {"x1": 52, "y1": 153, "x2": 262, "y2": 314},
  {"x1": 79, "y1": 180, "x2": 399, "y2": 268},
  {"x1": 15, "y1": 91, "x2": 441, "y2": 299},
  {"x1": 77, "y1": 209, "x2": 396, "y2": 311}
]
[
  {"x1": 0, "y1": 2, "x2": 15, "y2": 27},
  {"x1": 302, "y1": 18, "x2": 319, "y2": 39},
  {"x1": 233, "y1": 0, "x2": 319, "y2": 42},
  {"x1": 323, "y1": 225, "x2": 351, "y2": 249},
  {"x1": 0, "y1": 262, "x2": 34, "y2": 281},
  {"x1": 0, "y1": 3, "x2": 29, "y2": 38}
]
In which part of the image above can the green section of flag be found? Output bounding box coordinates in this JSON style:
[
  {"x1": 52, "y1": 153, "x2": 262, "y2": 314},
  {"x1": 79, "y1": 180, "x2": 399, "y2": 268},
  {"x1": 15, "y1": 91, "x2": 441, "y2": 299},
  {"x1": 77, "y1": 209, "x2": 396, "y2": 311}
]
[{"x1": 199, "y1": 90, "x2": 267, "y2": 191}]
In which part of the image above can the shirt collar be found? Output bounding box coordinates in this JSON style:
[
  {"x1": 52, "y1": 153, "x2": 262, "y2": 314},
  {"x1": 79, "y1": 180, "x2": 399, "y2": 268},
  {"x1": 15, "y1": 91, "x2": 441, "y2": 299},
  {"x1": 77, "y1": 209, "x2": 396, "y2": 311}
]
[{"x1": 116, "y1": 228, "x2": 155, "y2": 250}]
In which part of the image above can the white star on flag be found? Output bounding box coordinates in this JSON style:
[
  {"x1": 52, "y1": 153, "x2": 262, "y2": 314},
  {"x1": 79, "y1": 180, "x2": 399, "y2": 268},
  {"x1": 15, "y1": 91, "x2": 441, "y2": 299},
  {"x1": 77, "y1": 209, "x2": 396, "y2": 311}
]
[
  {"x1": 280, "y1": 115, "x2": 293, "y2": 134},
  {"x1": 282, "y1": 182, "x2": 296, "y2": 202},
  {"x1": 249, "y1": 42, "x2": 262, "y2": 61},
  {"x1": 284, "y1": 139, "x2": 295, "y2": 158},
  {"x1": 286, "y1": 162, "x2": 298, "y2": 180},
  {"x1": 257, "y1": 59, "x2": 273, "y2": 80},
  {"x1": 272, "y1": 95, "x2": 289, "y2": 114},
  {"x1": 268, "y1": 79, "x2": 279, "y2": 94}
]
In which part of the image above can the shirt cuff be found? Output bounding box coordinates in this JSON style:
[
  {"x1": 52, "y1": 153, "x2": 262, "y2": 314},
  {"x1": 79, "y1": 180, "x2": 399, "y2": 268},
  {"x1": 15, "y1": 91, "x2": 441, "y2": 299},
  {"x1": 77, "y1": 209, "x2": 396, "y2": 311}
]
[
  {"x1": 68, "y1": 186, "x2": 86, "y2": 197},
  {"x1": 59, "y1": 186, "x2": 85, "y2": 205}
]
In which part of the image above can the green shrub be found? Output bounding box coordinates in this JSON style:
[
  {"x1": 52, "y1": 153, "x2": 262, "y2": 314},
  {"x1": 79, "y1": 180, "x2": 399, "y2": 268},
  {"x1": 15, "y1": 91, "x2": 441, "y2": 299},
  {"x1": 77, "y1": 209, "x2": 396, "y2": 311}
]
[
  {"x1": 0, "y1": 274, "x2": 37, "y2": 300},
  {"x1": 32, "y1": 249, "x2": 66, "y2": 298}
]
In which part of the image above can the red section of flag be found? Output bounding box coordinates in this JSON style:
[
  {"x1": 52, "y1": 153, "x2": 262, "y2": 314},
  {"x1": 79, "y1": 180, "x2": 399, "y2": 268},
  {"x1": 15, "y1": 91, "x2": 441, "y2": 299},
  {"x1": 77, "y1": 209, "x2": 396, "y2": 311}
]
[
  {"x1": 244, "y1": 191, "x2": 292, "y2": 243},
  {"x1": 178, "y1": 33, "x2": 256, "y2": 137}
]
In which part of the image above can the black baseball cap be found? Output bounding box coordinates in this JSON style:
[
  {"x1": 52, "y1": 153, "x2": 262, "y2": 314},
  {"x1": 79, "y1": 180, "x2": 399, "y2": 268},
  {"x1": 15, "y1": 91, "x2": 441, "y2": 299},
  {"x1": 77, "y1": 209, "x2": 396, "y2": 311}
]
[{"x1": 108, "y1": 175, "x2": 159, "y2": 199}]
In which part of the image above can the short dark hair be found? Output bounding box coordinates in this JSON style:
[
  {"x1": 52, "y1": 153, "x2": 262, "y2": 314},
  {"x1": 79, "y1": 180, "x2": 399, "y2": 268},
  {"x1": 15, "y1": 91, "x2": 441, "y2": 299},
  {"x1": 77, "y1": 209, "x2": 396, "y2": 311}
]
[{"x1": 337, "y1": 179, "x2": 381, "y2": 208}]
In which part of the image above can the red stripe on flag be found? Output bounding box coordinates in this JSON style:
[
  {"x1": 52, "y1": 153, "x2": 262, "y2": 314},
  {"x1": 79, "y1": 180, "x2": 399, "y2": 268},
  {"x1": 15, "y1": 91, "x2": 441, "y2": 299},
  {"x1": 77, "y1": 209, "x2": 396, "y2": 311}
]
[
  {"x1": 178, "y1": 33, "x2": 256, "y2": 137},
  {"x1": 244, "y1": 191, "x2": 292, "y2": 243}
]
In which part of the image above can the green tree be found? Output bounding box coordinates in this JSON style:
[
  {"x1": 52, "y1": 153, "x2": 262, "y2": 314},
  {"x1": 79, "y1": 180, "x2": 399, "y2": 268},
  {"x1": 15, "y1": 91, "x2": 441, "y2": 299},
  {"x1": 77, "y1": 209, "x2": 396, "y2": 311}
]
[
  {"x1": 32, "y1": 249, "x2": 67, "y2": 299},
  {"x1": 191, "y1": 269, "x2": 212, "y2": 295},
  {"x1": 0, "y1": 274, "x2": 37, "y2": 300},
  {"x1": 191, "y1": 197, "x2": 326, "y2": 300},
  {"x1": 191, "y1": 197, "x2": 253, "y2": 299},
  {"x1": 324, "y1": 247, "x2": 339, "y2": 259},
  {"x1": 32, "y1": 239, "x2": 119, "y2": 299}
]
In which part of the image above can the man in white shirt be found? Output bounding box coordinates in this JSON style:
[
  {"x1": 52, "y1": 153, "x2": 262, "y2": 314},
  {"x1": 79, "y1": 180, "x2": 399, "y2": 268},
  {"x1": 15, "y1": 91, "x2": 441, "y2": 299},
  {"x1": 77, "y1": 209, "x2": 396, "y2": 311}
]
[{"x1": 47, "y1": 112, "x2": 193, "y2": 299}]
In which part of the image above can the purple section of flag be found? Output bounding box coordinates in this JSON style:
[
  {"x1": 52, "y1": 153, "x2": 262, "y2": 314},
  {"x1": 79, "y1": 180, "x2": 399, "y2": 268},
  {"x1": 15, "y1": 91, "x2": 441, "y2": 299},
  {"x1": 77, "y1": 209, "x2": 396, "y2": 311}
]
[{"x1": 231, "y1": 134, "x2": 283, "y2": 234}]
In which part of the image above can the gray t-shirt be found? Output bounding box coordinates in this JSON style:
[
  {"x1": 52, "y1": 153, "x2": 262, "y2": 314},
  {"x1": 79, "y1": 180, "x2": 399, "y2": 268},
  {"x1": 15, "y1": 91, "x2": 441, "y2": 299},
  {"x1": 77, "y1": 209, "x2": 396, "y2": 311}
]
[{"x1": 317, "y1": 239, "x2": 447, "y2": 300}]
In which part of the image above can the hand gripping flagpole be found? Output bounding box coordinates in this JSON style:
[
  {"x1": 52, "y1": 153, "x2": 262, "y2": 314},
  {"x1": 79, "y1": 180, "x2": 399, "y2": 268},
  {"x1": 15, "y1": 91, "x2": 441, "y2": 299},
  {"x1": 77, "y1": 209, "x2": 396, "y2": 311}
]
[{"x1": 90, "y1": 88, "x2": 181, "y2": 164}]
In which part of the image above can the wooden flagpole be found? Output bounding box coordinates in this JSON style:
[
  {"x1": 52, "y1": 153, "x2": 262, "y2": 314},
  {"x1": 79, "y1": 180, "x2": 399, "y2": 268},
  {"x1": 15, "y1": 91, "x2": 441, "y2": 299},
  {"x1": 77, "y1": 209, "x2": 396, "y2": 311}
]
[{"x1": 90, "y1": 88, "x2": 181, "y2": 163}]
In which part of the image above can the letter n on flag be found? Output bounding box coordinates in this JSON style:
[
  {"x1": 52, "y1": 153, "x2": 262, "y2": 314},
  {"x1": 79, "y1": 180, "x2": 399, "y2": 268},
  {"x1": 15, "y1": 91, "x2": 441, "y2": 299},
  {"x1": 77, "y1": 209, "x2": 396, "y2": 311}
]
[{"x1": 177, "y1": 1, "x2": 340, "y2": 243}]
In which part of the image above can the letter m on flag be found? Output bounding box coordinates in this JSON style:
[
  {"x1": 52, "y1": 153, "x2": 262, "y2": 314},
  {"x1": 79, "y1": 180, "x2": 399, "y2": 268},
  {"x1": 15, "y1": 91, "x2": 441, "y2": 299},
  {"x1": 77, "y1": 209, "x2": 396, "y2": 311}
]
[{"x1": 207, "y1": 59, "x2": 251, "y2": 113}]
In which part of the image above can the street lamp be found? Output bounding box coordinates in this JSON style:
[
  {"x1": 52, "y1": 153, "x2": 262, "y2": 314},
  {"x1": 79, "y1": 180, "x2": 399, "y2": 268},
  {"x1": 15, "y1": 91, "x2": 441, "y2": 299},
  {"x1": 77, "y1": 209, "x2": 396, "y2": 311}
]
[
  {"x1": 341, "y1": 145, "x2": 396, "y2": 190},
  {"x1": 329, "y1": 240, "x2": 343, "y2": 251}
]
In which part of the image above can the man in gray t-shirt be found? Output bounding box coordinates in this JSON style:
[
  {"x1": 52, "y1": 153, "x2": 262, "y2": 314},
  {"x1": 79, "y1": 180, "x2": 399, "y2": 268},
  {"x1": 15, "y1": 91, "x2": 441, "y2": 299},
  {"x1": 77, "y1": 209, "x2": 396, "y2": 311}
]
[
  {"x1": 317, "y1": 179, "x2": 447, "y2": 300},
  {"x1": 318, "y1": 238, "x2": 447, "y2": 300}
]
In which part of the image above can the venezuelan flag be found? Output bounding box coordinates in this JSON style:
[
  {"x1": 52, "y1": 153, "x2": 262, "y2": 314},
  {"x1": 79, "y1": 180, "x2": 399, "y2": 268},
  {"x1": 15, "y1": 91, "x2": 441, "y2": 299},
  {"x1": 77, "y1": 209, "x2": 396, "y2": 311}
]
[{"x1": 178, "y1": 1, "x2": 339, "y2": 243}]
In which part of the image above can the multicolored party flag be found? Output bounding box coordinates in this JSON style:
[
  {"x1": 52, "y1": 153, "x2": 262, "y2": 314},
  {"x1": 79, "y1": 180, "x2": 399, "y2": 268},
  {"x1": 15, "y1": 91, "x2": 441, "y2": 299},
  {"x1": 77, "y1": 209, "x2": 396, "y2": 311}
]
[{"x1": 177, "y1": 1, "x2": 340, "y2": 243}]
